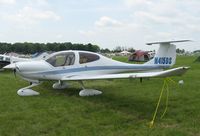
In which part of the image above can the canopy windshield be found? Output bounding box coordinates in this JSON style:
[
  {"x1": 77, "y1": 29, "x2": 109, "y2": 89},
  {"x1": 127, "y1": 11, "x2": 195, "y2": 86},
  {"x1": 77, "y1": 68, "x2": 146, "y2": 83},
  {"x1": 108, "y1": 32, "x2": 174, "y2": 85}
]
[{"x1": 46, "y1": 52, "x2": 75, "y2": 67}]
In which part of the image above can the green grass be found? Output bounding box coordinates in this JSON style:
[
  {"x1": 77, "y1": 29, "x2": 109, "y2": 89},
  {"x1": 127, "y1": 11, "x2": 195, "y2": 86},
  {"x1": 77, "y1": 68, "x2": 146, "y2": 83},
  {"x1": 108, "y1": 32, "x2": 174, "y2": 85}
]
[{"x1": 0, "y1": 56, "x2": 200, "y2": 136}]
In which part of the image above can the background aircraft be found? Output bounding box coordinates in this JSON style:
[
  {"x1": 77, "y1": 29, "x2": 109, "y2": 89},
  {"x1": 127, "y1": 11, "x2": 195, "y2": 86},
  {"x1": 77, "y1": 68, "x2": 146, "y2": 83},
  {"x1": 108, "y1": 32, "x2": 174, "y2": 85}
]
[
  {"x1": 0, "y1": 52, "x2": 49, "y2": 69},
  {"x1": 4, "y1": 40, "x2": 190, "y2": 96}
]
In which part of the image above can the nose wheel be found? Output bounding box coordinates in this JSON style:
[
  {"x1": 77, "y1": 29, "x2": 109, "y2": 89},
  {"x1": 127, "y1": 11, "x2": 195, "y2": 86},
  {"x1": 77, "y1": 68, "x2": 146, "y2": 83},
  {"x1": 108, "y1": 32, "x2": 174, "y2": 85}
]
[{"x1": 78, "y1": 81, "x2": 102, "y2": 96}]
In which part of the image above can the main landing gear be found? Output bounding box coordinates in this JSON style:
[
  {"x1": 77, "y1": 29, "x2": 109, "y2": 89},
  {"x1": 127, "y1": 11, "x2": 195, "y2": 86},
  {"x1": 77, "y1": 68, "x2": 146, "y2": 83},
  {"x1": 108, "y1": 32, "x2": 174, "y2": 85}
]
[
  {"x1": 53, "y1": 80, "x2": 102, "y2": 96},
  {"x1": 78, "y1": 81, "x2": 102, "y2": 96},
  {"x1": 53, "y1": 80, "x2": 69, "y2": 89}
]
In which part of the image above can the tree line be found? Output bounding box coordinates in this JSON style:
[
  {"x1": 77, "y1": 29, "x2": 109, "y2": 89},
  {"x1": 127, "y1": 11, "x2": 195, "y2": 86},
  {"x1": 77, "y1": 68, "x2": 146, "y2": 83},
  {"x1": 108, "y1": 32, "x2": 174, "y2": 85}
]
[
  {"x1": 1, "y1": 42, "x2": 189, "y2": 54},
  {"x1": 176, "y1": 48, "x2": 185, "y2": 54},
  {"x1": 100, "y1": 46, "x2": 135, "y2": 53},
  {"x1": 0, "y1": 42, "x2": 100, "y2": 54}
]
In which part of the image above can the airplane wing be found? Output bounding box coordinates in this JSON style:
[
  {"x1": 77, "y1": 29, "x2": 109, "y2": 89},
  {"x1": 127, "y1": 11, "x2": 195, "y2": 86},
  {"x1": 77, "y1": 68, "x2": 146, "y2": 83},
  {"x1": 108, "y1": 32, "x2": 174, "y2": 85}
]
[{"x1": 61, "y1": 67, "x2": 189, "y2": 81}]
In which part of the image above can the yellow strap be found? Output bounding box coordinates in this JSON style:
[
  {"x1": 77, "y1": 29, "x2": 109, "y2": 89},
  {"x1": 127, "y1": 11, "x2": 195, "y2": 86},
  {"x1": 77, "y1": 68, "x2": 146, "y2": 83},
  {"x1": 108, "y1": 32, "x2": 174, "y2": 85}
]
[
  {"x1": 149, "y1": 79, "x2": 166, "y2": 128},
  {"x1": 149, "y1": 77, "x2": 177, "y2": 128},
  {"x1": 160, "y1": 82, "x2": 169, "y2": 119},
  {"x1": 166, "y1": 77, "x2": 177, "y2": 85}
]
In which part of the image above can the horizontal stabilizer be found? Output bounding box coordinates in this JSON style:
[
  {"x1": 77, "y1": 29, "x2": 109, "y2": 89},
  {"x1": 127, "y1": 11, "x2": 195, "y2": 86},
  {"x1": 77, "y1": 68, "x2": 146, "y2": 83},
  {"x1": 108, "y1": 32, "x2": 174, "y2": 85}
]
[{"x1": 146, "y1": 40, "x2": 191, "y2": 45}]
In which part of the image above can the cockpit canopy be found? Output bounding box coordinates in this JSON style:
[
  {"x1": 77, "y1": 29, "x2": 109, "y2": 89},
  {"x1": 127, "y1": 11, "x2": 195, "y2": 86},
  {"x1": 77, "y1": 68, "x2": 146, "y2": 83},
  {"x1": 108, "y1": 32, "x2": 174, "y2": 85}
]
[
  {"x1": 79, "y1": 52, "x2": 100, "y2": 64},
  {"x1": 0, "y1": 55, "x2": 10, "y2": 62},
  {"x1": 46, "y1": 52, "x2": 75, "y2": 67},
  {"x1": 46, "y1": 51, "x2": 100, "y2": 67},
  {"x1": 0, "y1": 56, "x2": 3, "y2": 61}
]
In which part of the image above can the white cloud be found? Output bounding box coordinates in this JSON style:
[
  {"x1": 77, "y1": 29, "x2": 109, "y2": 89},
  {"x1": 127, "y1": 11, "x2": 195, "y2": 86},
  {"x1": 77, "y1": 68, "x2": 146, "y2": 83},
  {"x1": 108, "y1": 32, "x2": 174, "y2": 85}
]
[
  {"x1": 0, "y1": 0, "x2": 15, "y2": 5},
  {"x1": 95, "y1": 16, "x2": 123, "y2": 28},
  {"x1": 77, "y1": 1, "x2": 200, "y2": 51},
  {"x1": 132, "y1": 8, "x2": 200, "y2": 32},
  {"x1": 124, "y1": 0, "x2": 152, "y2": 8},
  {"x1": 35, "y1": 0, "x2": 48, "y2": 6},
  {"x1": 56, "y1": 34, "x2": 63, "y2": 39},
  {"x1": 27, "y1": 0, "x2": 49, "y2": 7},
  {"x1": 133, "y1": 11, "x2": 170, "y2": 24},
  {"x1": 4, "y1": 6, "x2": 61, "y2": 24},
  {"x1": 0, "y1": 0, "x2": 199, "y2": 51},
  {"x1": 79, "y1": 30, "x2": 96, "y2": 37}
]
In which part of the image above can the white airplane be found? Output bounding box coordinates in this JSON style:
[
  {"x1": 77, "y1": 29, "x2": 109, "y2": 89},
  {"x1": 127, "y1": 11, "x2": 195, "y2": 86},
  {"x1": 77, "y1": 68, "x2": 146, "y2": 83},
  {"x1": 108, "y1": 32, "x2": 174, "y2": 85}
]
[
  {"x1": 0, "y1": 54, "x2": 28, "y2": 69},
  {"x1": 0, "y1": 52, "x2": 49, "y2": 68},
  {"x1": 0, "y1": 54, "x2": 27, "y2": 63},
  {"x1": 4, "y1": 40, "x2": 190, "y2": 97}
]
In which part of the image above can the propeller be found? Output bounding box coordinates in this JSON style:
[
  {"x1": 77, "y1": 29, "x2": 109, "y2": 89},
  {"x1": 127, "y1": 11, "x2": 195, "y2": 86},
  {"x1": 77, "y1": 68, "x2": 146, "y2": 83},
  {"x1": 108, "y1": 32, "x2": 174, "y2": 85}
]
[
  {"x1": 13, "y1": 68, "x2": 16, "y2": 78},
  {"x1": 3, "y1": 62, "x2": 19, "y2": 78},
  {"x1": 13, "y1": 63, "x2": 19, "y2": 78},
  {"x1": 140, "y1": 78, "x2": 143, "y2": 83}
]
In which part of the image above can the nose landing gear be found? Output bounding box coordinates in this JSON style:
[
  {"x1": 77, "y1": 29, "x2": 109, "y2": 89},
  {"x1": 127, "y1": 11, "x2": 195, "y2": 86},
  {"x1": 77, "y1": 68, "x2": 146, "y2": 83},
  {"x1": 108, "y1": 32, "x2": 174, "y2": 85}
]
[{"x1": 17, "y1": 82, "x2": 41, "y2": 96}]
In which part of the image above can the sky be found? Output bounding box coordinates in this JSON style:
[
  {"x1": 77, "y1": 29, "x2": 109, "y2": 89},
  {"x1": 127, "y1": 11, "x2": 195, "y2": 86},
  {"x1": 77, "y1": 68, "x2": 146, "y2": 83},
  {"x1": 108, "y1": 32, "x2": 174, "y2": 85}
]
[{"x1": 0, "y1": 0, "x2": 200, "y2": 51}]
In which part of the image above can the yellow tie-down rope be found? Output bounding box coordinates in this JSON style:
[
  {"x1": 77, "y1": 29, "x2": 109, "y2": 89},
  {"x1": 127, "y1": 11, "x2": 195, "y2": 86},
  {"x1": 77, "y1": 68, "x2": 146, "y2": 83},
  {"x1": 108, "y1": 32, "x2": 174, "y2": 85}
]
[{"x1": 149, "y1": 77, "x2": 177, "y2": 128}]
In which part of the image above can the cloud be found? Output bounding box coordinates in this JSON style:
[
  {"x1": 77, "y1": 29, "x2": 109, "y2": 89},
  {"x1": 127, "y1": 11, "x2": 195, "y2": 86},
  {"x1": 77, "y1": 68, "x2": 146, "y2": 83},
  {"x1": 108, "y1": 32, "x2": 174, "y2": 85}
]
[
  {"x1": 4, "y1": 6, "x2": 61, "y2": 24},
  {"x1": 0, "y1": 0, "x2": 199, "y2": 51},
  {"x1": 79, "y1": 0, "x2": 200, "y2": 50},
  {"x1": 35, "y1": 0, "x2": 48, "y2": 6},
  {"x1": 79, "y1": 30, "x2": 96, "y2": 37},
  {"x1": 95, "y1": 16, "x2": 123, "y2": 28},
  {"x1": 27, "y1": 0, "x2": 49, "y2": 7},
  {"x1": 0, "y1": 0, "x2": 15, "y2": 5},
  {"x1": 80, "y1": 16, "x2": 134, "y2": 38},
  {"x1": 132, "y1": 9, "x2": 200, "y2": 32},
  {"x1": 133, "y1": 11, "x2": 180, "y2": 25},
  {"x1": 124, "y1": 0, "x2": 152, "y2": 8},
  {"x1": 56, "y1": 34, "x2": 63, "y2": 39}
]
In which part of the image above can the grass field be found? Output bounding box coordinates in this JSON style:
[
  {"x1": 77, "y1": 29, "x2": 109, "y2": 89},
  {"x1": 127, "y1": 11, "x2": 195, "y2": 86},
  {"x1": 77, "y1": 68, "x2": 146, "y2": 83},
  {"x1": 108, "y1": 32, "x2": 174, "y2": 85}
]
[{"x1": 0, "y1": 56, "x2": 200, "y2": 136}]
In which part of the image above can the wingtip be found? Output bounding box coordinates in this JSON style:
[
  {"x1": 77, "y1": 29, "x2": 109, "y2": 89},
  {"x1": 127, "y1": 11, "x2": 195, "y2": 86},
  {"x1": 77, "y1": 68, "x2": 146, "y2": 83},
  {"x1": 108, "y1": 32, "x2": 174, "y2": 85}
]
[{"x1": 182, "y1": 66, "x2": 190, "y2": 70}]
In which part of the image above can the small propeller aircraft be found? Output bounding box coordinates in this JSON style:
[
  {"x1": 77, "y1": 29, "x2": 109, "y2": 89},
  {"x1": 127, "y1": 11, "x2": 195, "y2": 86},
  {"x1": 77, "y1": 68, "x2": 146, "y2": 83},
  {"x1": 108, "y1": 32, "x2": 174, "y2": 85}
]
[
  {"x1": 0, "y1": 52, "x2": 49, "y2": 69},
  {"x1": 0, "y1": 54, "x2": 28, "y2": 68},
  {"x1": 4, "y1": 40, "x2": 190, "y2": 96}
]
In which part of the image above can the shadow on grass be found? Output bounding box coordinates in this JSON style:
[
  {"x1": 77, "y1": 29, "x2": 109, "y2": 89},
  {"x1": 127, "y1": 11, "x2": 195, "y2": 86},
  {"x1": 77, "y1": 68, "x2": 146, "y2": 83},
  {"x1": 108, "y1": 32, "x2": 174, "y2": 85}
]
[{"x1": 40, "y1": 81, "x2": 156, "y2": 120}]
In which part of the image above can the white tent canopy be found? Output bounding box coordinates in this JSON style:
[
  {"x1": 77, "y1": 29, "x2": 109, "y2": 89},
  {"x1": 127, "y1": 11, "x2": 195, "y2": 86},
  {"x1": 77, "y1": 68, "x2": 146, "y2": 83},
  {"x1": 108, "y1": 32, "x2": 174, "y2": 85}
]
[{"x1": 119, "y1": 51, "x2": 131, "y2": 56}]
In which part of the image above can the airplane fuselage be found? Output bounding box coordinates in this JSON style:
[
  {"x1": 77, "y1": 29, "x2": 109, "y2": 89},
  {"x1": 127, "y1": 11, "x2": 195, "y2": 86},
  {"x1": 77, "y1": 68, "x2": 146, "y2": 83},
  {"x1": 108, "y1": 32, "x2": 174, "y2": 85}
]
[{"x1": 12, "y1": 50, "x2": 169, "y2": 82}]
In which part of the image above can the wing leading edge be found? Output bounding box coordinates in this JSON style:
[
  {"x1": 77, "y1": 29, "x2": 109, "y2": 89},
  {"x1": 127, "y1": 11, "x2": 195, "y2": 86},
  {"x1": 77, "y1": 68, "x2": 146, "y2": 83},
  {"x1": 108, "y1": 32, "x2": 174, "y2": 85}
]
[{"x1": 61, "y1": 67, "x2": 189, "y2": 81}]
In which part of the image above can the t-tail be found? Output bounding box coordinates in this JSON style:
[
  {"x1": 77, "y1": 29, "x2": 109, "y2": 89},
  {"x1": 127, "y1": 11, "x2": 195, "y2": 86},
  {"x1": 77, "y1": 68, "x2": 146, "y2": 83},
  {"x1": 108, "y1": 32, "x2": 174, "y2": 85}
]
[{"x1": 144, "y1": 40, "x2": 190, "y2": 67}]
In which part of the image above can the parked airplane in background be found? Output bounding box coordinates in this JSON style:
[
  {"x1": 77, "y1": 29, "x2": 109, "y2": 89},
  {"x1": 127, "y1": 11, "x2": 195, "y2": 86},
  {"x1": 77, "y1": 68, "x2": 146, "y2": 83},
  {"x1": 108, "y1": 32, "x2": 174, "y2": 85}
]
[
  {"x1": 4, "y1": 40, "x2": 190, "y2": 96},
  {"x1": 0, "y1": 52, "x2": 49, "y2": 68},
  {"x1": 0, "y1": 54, "x2": 27, "y2": 69}
]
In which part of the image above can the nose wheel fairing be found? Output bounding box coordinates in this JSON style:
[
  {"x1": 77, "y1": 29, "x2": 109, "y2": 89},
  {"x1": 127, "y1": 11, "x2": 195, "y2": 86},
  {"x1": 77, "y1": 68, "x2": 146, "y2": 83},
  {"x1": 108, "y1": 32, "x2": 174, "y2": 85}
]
[{"x1": 17, "y1": 82, "x2": 41, "y2": 96}]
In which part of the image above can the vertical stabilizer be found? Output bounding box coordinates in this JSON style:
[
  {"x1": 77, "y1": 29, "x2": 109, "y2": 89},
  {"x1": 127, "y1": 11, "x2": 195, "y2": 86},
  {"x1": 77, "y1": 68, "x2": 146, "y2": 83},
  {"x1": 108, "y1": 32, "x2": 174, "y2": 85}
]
[{"x1": 145, "y1": 40, "x2": 190, "y2": 67}]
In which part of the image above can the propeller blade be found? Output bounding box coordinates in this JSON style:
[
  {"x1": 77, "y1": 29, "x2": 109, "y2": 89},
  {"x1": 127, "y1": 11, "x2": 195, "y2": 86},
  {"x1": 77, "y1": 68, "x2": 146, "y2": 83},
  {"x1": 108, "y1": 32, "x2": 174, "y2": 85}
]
[
  {"x1": 140, "y1": 78, "x2": 143, "y2": 83},
  {"x1": 13, "y1": 69, "x2": 16, "y2": 78}
]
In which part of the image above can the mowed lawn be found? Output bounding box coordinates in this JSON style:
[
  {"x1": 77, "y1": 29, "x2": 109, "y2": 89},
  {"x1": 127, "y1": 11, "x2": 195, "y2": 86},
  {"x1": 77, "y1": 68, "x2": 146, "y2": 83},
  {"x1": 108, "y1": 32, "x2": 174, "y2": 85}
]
[{"x1": 0, "y1": 56, "x2": 200, "y2": 136}]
